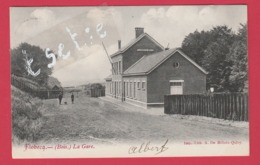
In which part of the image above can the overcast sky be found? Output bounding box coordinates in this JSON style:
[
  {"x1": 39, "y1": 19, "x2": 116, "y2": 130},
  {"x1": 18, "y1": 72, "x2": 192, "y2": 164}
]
[{"x1": 10, "y1": 5, "x2": 247, "y2": 86}]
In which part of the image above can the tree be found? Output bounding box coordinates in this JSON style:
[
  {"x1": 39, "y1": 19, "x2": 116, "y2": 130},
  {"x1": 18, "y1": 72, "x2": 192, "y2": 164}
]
[
  {"x1": 202, "y1": 40, "x2": 233, "y2": 92},
  {"x1": 181, "y1": 26, "x2": 244, "y2": 92},
  {"x1": 11, "y1": 43, "x2": 54, "y2": 86},
  {"x1": 181, "y1": 30, "x2": 211, "y2": 66},
  {"x1": 203, "y1": 26, "x2": 236, "y2": 92},
  {"x1": 228, "y1": 24, "x2": 248, "y2": 92}
]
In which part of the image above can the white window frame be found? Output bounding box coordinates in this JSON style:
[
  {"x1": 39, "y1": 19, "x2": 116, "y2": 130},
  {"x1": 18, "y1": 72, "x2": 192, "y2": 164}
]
[
  {"x1": 142, "y1": 81, "x2": 146, "y2": 91},
  {"x1": 170, "y1": 80, "x2": 184, "y2": 95}
]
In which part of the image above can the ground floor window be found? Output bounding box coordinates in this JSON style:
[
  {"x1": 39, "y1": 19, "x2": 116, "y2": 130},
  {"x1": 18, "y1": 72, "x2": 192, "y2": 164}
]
[
  {"x1": 123, "y1": 80, "x2": 146, "y2": 99},
  {"x1": 126, "y1": 82, "x2": 128, "y2": 97},
  {"x1": 142, "y1": 81, "x2": 145, "y2": 90},
  {"x1": 137, "y1": 82, "x2": 140, "y2": 89},
  {"x1": 129, "y1": 82, "x2": 132, "y2": 98},
  {"x1": 133, "y1": 82, "x2": 136, "y2": 99},
  {"x1": 117, "y1": 82, "x2": 119, "y2": 95},
  {"x1": 170, "y1": 80, "x2": 184, "y2": 95}
]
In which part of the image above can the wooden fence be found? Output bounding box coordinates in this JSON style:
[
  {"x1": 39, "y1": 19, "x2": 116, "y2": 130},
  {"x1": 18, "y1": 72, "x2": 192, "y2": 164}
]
[
  {"x1": 90, "y1": 88, "x2": 105, "y2": 97},
  {"x1": 164, "y1": 93, "x2": 248, "y2": 121},
  {"x1": 11, "y1": 75, "x2": 62, "y2": 99},
  {"x1": 11, "y1": 75, "x2": 42, "y2": 98}
]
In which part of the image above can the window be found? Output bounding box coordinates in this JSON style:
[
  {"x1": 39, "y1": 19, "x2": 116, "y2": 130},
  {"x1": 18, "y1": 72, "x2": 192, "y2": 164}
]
[
  {"x1": 118, "y1": 61, "x2": 121, "y2": 74},
  {"x1": 112, "y1": 82, "x2": 114, "y2": 94},
  {"x1": 137, "y1": 82, "x2": 140, "y2": 89},
  {"x1": 118, "y1": 82, "x2": 120, "y2": 95},
  {"x1": 117, "y1": 62, "x2": 119, "y2": 74},
  {"x1": 108, "y1": 83, "x2": 110, "y2": 91},
  {"x1": 127, "y1": 82, "x2": 130, "y2": 97},
  {"x1": 142, "y1": 82, "x2": 145, "y2": 90},
  {"x1": 110, "y1": 82, "x2": 112, "y2": 94},
  {"x1": 112, "y1": 64, "x2": 114, "y2": 75},
  {"x1": 116, "y1": 62, "x2": 118, "y2": 75},
  {"x1": 170, "y1": 82, "x2": 182, "y2": 86},
  {"x1": 173, "y1": 62, "x2": 179, "y2": 68},
  {"x1": 115, "y1": 82, "x2": 117, "y2": 95},
  {"x1": 133, "y1": 82, "x2": 136, "y2": 98},
  {"x1": 113, "y1": 62, "x2": 118, "y2": 75},
  {"x1": 170, "y1": 80, "x2": 184, "y2": 95},
  {"x1": 116, "y1": 82, "x2": 119, "y2": 95},
  {"x1": 129, "y1": 82, "x2": 132, "y2": 98},
  {"x1": 126, "y1": 82, "x2": 128, "y2": 97},
  {"x1": 124, "y1": 82, "x2": 126, "y2": 96},
  {"x1": 119, "y1": 82, "x2": 121, "y2": 95}
]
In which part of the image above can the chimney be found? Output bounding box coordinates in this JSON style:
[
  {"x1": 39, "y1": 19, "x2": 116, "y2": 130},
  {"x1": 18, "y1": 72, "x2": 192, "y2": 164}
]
[
  {"x1": 118, "y1": 40, "x2": 121, "y2": 50},
  {"x1": 135, "y1": 27, "x2": 144, "y2": 38}
]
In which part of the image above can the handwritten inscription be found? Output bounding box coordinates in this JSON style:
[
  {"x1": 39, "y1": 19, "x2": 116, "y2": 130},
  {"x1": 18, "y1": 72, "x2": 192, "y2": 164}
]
[
  {"x1": 23, "y1": 23, "x2": 107, "y2": 75},
  {"x1": 22, "y1": 50, "x2": 41, "y2": 76},
  {"x1": 128, "y1": 139, "x2": 169, "y2": 155},
  {"x1": 45, "y1": 48, "x2": 56, "y2": 68},
  {"x1": 96, "y1": 23, "x2": 107, "y2": 39}
]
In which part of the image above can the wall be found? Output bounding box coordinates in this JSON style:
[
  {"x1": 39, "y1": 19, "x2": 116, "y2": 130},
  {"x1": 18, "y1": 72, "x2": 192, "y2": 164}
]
[
  {"x1": 110, "y1": 54, "x2": 123, "y2": 99},
  {"x1": 109, "y1": 35, "x2": 163, "y2": 101},
  {"x1": 105, "y1": 80, "x2": 112, "y2": 96},
  {"x1": 123, "y1": 36, "x2": 163, "y2": 72},
  {"x1": 111, "y1": 54, "x2": 123, "y2": 80},
  {"x1": 123, "y1": 76, "x2": 147, "y2": 104},
  {"x1": 147, "y1": 51, "x2": 206, "y2": 103}
]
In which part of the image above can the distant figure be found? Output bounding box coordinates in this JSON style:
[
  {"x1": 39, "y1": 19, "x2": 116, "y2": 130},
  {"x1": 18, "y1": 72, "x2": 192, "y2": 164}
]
[
  {"x1": 71, "y1": 93, "x2": 74, "y2": 104},
  {"x1": 58, "y1": 92, "x2": 63, "y2": 105}
]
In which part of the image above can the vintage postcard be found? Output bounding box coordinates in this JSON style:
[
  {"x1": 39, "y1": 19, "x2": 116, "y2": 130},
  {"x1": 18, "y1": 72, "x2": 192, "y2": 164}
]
[{"x1": 10, "y1": 5, "x2": 249, "y2": 158}]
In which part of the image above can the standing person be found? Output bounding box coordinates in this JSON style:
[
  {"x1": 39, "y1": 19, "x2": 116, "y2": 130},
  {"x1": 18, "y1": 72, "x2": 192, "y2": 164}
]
[
  {"x1": 58, "y1": 92, "x2": 63, "y2": 105},
  {"x1": 71, "y1": 93, "x2": 74, "y2": 104}
]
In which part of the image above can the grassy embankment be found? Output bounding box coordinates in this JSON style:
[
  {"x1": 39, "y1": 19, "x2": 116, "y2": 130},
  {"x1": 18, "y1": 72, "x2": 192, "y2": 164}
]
[{"x1": 11, "y1": 85, "x2": 51, "y2": 144}]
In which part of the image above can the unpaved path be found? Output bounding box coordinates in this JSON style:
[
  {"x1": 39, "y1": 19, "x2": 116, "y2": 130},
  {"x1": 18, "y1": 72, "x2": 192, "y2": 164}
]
[{"x1": 38, "y1": 96, "x2": 248, "y2": 144}]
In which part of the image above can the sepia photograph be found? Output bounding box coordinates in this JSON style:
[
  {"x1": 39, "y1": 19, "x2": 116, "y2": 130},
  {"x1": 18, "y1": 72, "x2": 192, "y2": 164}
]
[{"x1": 10, "y1": 5, "x2": 248, "y2": 158}]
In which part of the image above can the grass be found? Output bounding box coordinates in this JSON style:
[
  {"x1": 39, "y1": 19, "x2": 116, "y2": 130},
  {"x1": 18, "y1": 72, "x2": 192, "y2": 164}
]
[{"x1": 11, "y1": 86, "x2": 47, "y2": 144}]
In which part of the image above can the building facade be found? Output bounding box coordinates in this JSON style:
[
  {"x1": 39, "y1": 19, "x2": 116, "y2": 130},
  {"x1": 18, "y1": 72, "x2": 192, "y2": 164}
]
[{"x1": 105, "y1": 28, "x2": 208, "y2": 108}]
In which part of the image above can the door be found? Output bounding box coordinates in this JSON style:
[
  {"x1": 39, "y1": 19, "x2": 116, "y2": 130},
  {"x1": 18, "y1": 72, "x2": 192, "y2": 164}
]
[{"x1": 170, "y1": 81, "x2": 183, "y2": 95}]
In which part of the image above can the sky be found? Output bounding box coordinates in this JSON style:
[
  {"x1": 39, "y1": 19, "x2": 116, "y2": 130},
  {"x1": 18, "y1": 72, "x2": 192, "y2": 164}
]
[{"x1": 10, "y1": 5, "x2": 247, "y2": 87}]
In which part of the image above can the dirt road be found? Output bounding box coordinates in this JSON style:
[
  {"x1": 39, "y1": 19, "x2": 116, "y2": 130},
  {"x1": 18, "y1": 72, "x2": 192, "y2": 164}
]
[{"x1": 39, "y1": 96, "x2": 248, "y2": 145}]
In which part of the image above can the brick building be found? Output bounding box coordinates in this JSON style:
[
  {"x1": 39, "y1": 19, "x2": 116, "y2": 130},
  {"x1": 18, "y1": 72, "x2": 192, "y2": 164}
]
[{"x1": 105, "y1": 27, "x2": 208, "y2": 108}]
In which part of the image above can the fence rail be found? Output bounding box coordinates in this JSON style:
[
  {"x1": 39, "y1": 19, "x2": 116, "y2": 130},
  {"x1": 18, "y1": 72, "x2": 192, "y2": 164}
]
[{"x1": 164, "y1": 93, "x2": 248, "y2": 121}]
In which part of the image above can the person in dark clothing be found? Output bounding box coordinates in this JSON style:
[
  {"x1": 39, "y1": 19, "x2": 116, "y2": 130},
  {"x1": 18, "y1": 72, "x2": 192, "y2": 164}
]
[
  {"x1": 71, "y1": 93, "x2": 74, "y2": 104},
  {"x1": 58, "y1": 92, "x2": 63, "y2": 105}
]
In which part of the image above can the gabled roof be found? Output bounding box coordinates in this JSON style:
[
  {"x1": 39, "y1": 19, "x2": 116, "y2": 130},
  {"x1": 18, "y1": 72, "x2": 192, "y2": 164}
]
[
  {"x1": 52, "y1": 85, "x2": 62, "y2": 90},
  {"x1": 123, "y1": 48, "x2": 208, "y2": 76},
  {"x1": 110, "y1": 33, "x2": 164, "y2": 57},
  {"x1": 47, "y1": 76, "x2": 62, "y2": 89}
]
